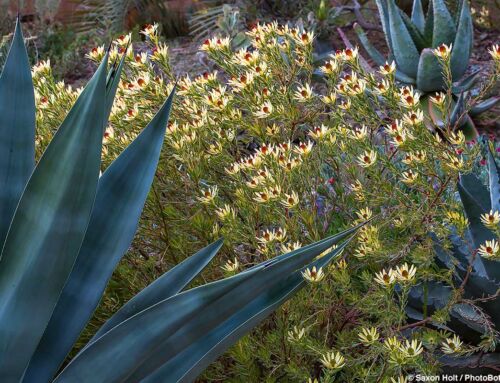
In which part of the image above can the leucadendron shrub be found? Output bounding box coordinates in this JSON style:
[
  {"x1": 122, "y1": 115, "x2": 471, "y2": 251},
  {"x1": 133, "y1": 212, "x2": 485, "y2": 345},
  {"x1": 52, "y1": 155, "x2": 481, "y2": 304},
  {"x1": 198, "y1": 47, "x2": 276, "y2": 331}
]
[{"x1": 32, "y1": 22, "x2": 500, "y2": 381}]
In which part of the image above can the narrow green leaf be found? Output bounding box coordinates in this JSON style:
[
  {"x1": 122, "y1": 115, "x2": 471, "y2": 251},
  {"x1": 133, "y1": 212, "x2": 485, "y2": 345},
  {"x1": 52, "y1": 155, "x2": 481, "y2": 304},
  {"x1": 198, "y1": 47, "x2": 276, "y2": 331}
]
[
  {"x1": 450, "y1": 0, "x2": 473, "y2": 80},
  {"x1": 91, "y1": 238, "x2": 223, "y2": 342},
  {"x1": 354, "y1": 23, "x2": 386, "y2": 66},
  {"x1": 55, "y1": 266, "x2": 266, "y2": 382},
  {"x1": 432, "y1": 0, "x2": 456, "y2": 47},
  {"x1": 483, "y1": 150, "x2": 500, "y2": 282},
  {"x1": 135, "y1": 242, "x2": 351, "y2": 383},
  {"x1": 0, "y1": 18, "x2": 35, "y2": 247},
  {"x1": 488, "y1": 149, "x2": 500, "y2": 213},
  {"x1": 353, "y1": 25, "x2": 415, "y2": 84},
  {"x1": 423, "y1": 0, "x2": 434, "y2": 43},
  {"x1": 104, "y1": 52, "x2": 126, "y2": 123},
  {"x1": 23, "y1": 89, "x2": 175, "y2": 383},
  {"x1": 450, "y1": 92, "x2": 465, "y2": 127},
  {"x1": 399, "y1": 9, "x2": 427, "y2": 51},
  {"x1": 0, "y1": 54, "x2": 108, "y2": 380},
  {"x1": 469, "y1": 97, "x2": 500, "y2": 117},
  {"x1": 459, "y1": 173, "x2": 490, "y2": 212},
  {"x1": 440, "y1": 353, "x2": 500, "y2": 371},
  {"x1": 458, "y1": 182, "x2": 494, "y2": 248},
  {"x1": 55, "y1": 228, "x2": 356, "y2": 382},
  {"x1": 411, "y1": 0, "x2": 425, "y2": 33},
  {"x1": 386, "y1": 0, "x2": 420, "y2": 77},
  {"x1": 416, "y1": 48, "x2": 445, "y2": 92},
  {"x1": 457, "y1": 181, "x2": 490, "y2": 276},
  {"x1": 452, "y1": 69, "x2": 480, "y2": 93},
  {"x1": 374, "y1": 0, "x2": 394, "y2": 53},
  {"x1": 126, "y1": 239, "x2": 357, "y2": 382}
]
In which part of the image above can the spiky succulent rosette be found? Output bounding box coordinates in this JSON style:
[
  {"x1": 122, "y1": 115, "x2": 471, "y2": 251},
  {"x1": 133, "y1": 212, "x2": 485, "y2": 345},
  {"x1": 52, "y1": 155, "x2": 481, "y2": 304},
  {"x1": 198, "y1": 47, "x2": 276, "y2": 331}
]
[
  {"x1": 356, "y1": 0, "x2": 473, "y2": 91},
  {"x1": 355, "y1": 0, "x2": 498, "y2": 137},
  {"x1": 405, "y1": 148, "x2": 500, "y2": 372}
]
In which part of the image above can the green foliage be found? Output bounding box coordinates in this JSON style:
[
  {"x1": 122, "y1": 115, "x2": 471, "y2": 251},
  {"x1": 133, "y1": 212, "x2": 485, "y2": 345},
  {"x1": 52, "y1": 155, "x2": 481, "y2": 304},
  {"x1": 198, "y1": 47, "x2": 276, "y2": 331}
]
[
  {"x1": 357, "y1": 0, "x2": 473, "y2": 91},
  {"x1": 26, "y1": 17, "x2": 500, "y2": 380},
  {"x1": 0, "y1": 19, "x2": 364, "y2": 382},
  {"x1": 355, "y1": 0, "x2": 499, "y2": 136},
  {"x1": 407, "y1": 147, "x2": 500, "y2": 367}
]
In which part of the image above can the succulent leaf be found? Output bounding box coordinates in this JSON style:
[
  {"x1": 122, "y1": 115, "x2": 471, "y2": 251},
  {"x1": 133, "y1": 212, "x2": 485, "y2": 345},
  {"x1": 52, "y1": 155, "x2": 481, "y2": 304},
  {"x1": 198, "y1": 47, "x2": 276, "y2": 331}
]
[
  {"x1": 411, "y1": 0, "x2": 426, "y2": 33},
  {"x1": 55, "y1": 228, "x2": 357, "y2": 382},
  {"x1": 386, "y1": 0, "x2": 420, "y2": 77},
  {"x1": 452, "y1": 69, "x2": 480, "y2": 93},
  {"x1": 488, "y1": 150, "x2": 500, "y2": 214},
  {"x1": 374, "y1": 0, "x2": 394, "y2": 53},
  {"x1": 458, "y1": 181, "x2": 494, "y2": 249},
  {"x1": 432, "y1": 0, "x2": 457, "y2": 47},
  {"x1": 469, "y1": 97, "x2": 500, "y2": 117},
  {"x1": 104, "y1": 52, "x2": 127, "y2": 123},
  {"x1": 0, "y1": 53, "x2": 108, "y2": 380},
  {"x1": 459, "y1": 174, "x2": 490, "y2": 212},
  {"x1": 354, "y1": 23, "x2": 386, "y2": 66},
  {"x1": 457, "y1": 181, "x2": 491, "y2": 276},
  {"x1": 399, "y1": 9, "x2": 427, "y2": 51},
  {"x1": 450, "y1": 0, "x2": 473, "y2": 80},
  {"x1": 23, "y1": 89, "x2": 175, "y2": 382},
  {"x1": 354, "y1": 23, "x2": 416, "y2": 84},
  {"x1": 450, "y1": 92, "x2": 465, "y2": 127},
  {"x1": 416, "y1": 48, "x2": 445, "y2": 92},
  {"x1": 91, "y1": 238, "x2": 223, "y2": 342},
  {"x1": 440, "y1": 353, "x2": 500, "y2": 372},
  {"x1": 0, "y1": 18, "x2": 35, "y2": 246},
  {"x1": 424, "y1": 0, "x2": 434, "y2": 43},
  {"x1": 137, "y1": 242, "x2": 351, "y2": 382}
]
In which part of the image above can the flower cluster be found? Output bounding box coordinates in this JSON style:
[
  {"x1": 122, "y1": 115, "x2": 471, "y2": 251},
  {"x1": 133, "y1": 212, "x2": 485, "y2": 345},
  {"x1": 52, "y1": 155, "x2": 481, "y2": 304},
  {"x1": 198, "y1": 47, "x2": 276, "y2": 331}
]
[{"x1": 31, "y1": 22, "x2": 499, "y2": 382}]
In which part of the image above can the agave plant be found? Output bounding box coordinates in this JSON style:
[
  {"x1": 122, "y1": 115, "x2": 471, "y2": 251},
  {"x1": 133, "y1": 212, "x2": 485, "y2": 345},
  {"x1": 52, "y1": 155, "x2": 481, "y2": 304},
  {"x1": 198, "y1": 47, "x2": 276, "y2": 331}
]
[
  {"x1": 0, "y1": 19, "x2": 361, "y2": 382},
  {"x1": 405, "y1": 148, "x2": 500, "y2": 371},
  {"x1": 355, "y1": 0, "x2": 498, "y2": 135}
]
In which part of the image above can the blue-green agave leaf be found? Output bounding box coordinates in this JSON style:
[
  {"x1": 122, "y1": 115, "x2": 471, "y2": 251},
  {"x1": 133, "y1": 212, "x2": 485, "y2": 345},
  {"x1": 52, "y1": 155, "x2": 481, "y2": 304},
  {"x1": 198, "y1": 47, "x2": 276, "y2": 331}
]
[
  {"x1": 354, "y1": 23, "x2": 386, "y2": 66},
  {"x1": 450, "y1": 92, "x2": 465, "y2": 127},
  {"x1": 440, "y1": 353, "x2": 500, "y2": 371},
  {"x1": 482, "y1": 150, "x2": 500, "y2": 282},
  {"x1": 91, "y1": 238, "x2": 223, "y2": 342},
  {"x1": 132, "y1": 241, "x2": 351, "y2": 383},
  {"x1": 432, "y1": 0, "x2": 457, "y2": 47},
  {"x1": 374, "y1": 0, "x2": 394, "y2": 53},
  {"x1": 0, "y1": 19, "x2": 35, "y2": 247},
  {"x1": 104, "y1": 52, "x2": 126, "y2": 123},
  {"x1": 450, "y1": 0, "x2": 473, "y2": 80},
  {"x1": 353, "y1": 24, "x2": 415, "y2": 84},
  {"x1": 459, "y1": 173, "x2": 490, "y2": 212},
  {"x1": 450, "y1": 303, "x2": 489, "y2": 335},
  {"x1": 457, "y1": 181, "x2": 490, "y2": 276},
  {"x1": 386, "y1": 0, "x2": 420, "y2": 77},
  {"x1": 469, "y1": 97, "x2": 500, "y2": 117},
  {"x1": 452, "y1": 70, "x2": 480, "y2": 93},
  {"x1": 54, "y1": 265, "x2": 268, "y2": 382},
  {"x1": 488, "y1": 150, "x2": 500, "y2": 213},
  {"x1": 416, "y1": 48, "x2": 445, "y2": 92},
  {"x1": 245, "y1": 223, "x2": 362, "y2": 272},
  {"x1": 458, "y1": 114, "x2": 477, "y2": 140},
  {"x1": 394, "y1": 71, "x2": 417, "y2": 85},
  {"x1": 411, "y1": 0, "x2": 425, "y2": 33},
  {"x1": 399, "y1": 9, "x2": 427, "y2": 51},
  {"x1": 424, "y1": 0, "x2": 434, "y2": 43},
  {"x1": 55, "y1": 228, "x2": 357, "y2": 382},
  {"x1": 458, "y1": 181, "x2": 493, "y2": 248},
  {"x1": 0, "y1": 55, "x2": 108, "y2": 380},
  {"x1": 22, "y1": 89, "x2": 175, "y2": 383}
]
